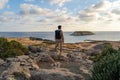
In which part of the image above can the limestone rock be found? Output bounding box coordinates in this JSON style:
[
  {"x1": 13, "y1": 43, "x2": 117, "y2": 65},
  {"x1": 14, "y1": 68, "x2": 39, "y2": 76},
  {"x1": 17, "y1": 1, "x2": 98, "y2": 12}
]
[
  {"x1": 30, "y1": 68, "x2": 84, "y2": 80},
  {"x1": 1, "y1": 62, "x2": 30, "y2": 80},
  {"x1": 28, "y1": 46, "x2": 42, "y2": 53},
  {"x1": 0, "y1": 58, "x2": 5, "y2": 65},
  {"x1": 67, "y1": 53, "x2": 86, "y2": 62}
]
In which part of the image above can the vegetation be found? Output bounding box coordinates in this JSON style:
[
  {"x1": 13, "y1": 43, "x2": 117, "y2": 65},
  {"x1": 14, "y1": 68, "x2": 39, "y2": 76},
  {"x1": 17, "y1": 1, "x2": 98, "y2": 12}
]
[
  {"x1": 0, "y1": 37, "x2": 28, "y2": 58},
  {"x1": 91, "y1": 44, "x2": 120, "y2": 80}
]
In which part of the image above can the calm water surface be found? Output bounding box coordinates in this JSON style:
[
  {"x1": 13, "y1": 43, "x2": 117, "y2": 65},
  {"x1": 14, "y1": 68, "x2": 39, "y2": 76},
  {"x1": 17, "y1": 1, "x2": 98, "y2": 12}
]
[{"x1": 0, "y1": 32, "x2": 120, "y2": 43}]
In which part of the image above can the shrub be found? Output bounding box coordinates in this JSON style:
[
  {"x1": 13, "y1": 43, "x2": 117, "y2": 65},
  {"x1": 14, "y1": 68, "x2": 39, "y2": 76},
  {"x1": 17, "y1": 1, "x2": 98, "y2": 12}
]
[
  {"x1": 91, "y1": 45, "x2": 120, "y2": 80},
  {"x1": 0, "y1": 37, "x2": 28, "y2": 58},
  {"x1": 93, "y1": 44, "x2": 117, "y2": 62},
  {"x1": 10, "y1": 40, "x2": 28, "y2": 54}
]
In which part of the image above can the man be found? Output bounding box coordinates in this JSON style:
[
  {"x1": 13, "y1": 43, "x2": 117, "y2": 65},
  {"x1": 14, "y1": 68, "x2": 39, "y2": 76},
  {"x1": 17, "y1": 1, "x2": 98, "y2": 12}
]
[{"x1": 55, "y1": 25, "x2": 64, "y2": 55}]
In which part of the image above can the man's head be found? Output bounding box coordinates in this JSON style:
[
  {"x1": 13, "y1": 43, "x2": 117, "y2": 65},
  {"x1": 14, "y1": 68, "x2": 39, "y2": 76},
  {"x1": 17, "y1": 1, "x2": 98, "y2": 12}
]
[{"x1": 58, "y1": 25, "x2": 62, "y2": 29}]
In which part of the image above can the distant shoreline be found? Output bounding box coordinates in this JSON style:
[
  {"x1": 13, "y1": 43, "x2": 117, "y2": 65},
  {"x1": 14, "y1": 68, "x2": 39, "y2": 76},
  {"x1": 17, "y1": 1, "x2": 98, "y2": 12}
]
[
  {"x1": 1, "y1": 31, "x2": 120, "y2": 43},
  {"x1": 6, "y1": 37, "x2": 120, "y2": 45}
]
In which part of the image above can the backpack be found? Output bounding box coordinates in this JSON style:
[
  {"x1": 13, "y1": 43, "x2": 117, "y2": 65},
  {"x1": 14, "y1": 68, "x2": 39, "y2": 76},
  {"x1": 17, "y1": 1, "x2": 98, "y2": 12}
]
[{"x1": 55, "y1": 30, "x2": 62, "y2": 39}]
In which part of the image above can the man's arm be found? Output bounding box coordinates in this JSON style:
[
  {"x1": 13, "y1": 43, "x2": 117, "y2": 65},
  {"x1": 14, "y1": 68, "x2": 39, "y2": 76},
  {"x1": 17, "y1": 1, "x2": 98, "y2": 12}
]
[
  {"x1": 55, "y1": 30, "x2": 56, "y2": 41},
  {"x1": 61, "y1": 30, "x2": 64, "y2": 43}
]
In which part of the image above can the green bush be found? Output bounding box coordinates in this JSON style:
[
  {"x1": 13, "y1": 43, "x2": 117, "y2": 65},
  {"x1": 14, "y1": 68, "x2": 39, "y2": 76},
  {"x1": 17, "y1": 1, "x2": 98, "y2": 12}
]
[
  {"x1": 91, "y1": 45, "x2": 120, "y2": 80},
  {"x1": 93, "y1": 44, "x2": 117, "y2": 62},
  {"x1": 0, "y1": 37, "x2": 28, "y2": 58}
]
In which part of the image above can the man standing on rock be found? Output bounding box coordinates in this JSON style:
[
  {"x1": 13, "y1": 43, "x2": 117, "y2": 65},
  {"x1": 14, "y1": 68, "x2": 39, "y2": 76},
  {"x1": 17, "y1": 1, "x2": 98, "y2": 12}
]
[{"x1": 55, "y1": 25, "x2": 64, "y2": 55}]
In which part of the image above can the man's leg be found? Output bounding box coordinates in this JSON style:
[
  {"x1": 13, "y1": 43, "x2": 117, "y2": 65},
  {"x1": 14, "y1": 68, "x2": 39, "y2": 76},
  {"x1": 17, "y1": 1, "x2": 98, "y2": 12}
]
[
  {"x1": 55, "y1": 40, "x2": 59, "y2": 51},
  {"x1": 59, "y1": 41, "x2": 62, "y2": 55}
]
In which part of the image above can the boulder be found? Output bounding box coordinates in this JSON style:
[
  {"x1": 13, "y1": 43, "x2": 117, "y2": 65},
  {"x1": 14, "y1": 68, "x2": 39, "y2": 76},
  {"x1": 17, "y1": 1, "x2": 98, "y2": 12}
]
[
  {"x1": 28, "y1": 46, "x2": 42, "y2": 53},
  {"x1": 0, "y1": 58, "x2": 5, "y2": 65},
  {"x1": 67, "y1": 53, "x2": 87, "y2": 62},
  {"x1": 86, "y1": 43, "x2": 107, "y2": 56},
  {"x1": 6, "y1": 55, "x2": 39, "y2": 70},
  {"x1": 30, "y1": 53, "x2": 55, "y2": 63},
  {"x1": 1, "y1": 62, "x2": 30, "y2": 80},
  {"x1": 30, "y1": 68, "x2": 84, "y2": 80},
  {"x1": 29, "y1": 37, "x2": 43, "y2": 41}
]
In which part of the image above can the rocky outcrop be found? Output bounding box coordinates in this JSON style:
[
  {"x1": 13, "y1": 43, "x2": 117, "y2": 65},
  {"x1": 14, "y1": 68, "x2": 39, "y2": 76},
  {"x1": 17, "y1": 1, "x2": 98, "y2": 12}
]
[
  {"x1": 0, "y1": 55, "x2": 40, "y2": 80},
  {"x1": 0, "y1": 46, "x2": 94, "y2": 80},
  {"x1": 28, "y1": 46, "x2": 43, "y2": 53},
  {"x1": 0, "y1": 52, "x2": 92, "y2": 80},
  {"x1": 29, "y1": 37, "x2": 43, "y2": 41},
  {"x1": 0, "y1": 59, "x2": 5, "y2": 65},
  {"x1": 30, "y1": 68, "x2": 84, "y2": 80},
  {"x1": 1, "y1": 62, "x2": 30, "y2": 80},
  {"x1": 67, "y1": 53, "x2": 87, "y2": 62},
  {"x1": 85, "y1": 43, "x2": 108, "y2": 56},
  {"x1": 71, "y1": 31, "x2": 94, "y2": 36}
]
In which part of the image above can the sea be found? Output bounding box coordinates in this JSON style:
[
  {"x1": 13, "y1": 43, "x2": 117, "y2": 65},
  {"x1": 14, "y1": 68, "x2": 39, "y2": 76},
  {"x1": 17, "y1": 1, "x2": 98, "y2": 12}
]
[{"x1": 0, "y1": 31, "x2": 120, "y2": 43}]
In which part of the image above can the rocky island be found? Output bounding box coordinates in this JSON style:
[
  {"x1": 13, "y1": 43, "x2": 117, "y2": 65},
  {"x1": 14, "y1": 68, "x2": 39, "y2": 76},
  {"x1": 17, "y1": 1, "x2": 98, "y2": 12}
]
[{"x1": 71, "y1": 31, "x2": 94, "y2": 36}]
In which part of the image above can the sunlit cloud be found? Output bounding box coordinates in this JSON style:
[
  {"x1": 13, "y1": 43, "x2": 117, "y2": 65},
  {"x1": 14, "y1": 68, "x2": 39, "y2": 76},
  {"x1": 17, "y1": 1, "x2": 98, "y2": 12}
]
[
  {"x1": 0, "y1": 0, "x2": 120, "y2": 31},
  {"x1": 0, "y1": 0, "x2": 8, "y2": 9}
]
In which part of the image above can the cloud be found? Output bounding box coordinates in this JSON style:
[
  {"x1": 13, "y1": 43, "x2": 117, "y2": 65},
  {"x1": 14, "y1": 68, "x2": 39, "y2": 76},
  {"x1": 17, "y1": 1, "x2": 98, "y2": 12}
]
[
  {"x1": 20, "y1": 3, "x2": 53, "y2": 16},
  {"x1": 92, "y1": 0, "x2": 111, "y2": 11},
  {"x1": 0, "y1": 11, "x2": 19, "y2": 23},
  {"x1": 0, "y1": 0, "x2": 9, "y2": 9},
  {"x1": 112, "y1": 8, "x2": 120, "y2": 15},
  {"x1": 0, "y1": 16, "x2": 14, "y2": 22},
  {"x1": 3, "y1": 11, "x2": 15, "y2": 15},
  {"x1": 78, "y1": 0, "x2": 120, "y2": 22},
  {"x1": 19, "y1": 3, "x2": 81, "y2": 29},
  {"x1": 50, "y1": 0, "x2": 72, "y2": 7}
]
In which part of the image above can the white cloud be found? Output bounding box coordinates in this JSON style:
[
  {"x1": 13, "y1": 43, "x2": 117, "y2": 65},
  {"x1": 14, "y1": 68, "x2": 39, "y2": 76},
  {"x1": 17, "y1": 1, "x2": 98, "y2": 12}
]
[
  {"x1": 112, "y1": 8, "x2": 120, "y2": 15},
  {"x1": 20, "y1": 3, "x2": 53, "y2": 16},
  {"x1": 50, "y1": 0, "x2": 72, "y2": 7},
  {"x1": 92, "y1": 0, "x2": 111, "y2": 11},
  {"x1": 1, "y1": 0, "x2": 120, "y2": 31},
  {"x1": 78, "y1": 0, "x2": 120, "y2": 22},
  {"x1": 0, "y1": 0, "x2": 9, "y2": 9},
  {"x1": 3, "y1": 11, "x2": 14, "y2": 15}
]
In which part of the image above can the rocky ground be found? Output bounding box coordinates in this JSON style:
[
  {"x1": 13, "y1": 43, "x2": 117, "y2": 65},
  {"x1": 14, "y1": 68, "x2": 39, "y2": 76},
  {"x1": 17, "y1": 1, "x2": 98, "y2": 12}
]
[{"x1": 0, "y1": 37, "x2": 120, "y2": 80}]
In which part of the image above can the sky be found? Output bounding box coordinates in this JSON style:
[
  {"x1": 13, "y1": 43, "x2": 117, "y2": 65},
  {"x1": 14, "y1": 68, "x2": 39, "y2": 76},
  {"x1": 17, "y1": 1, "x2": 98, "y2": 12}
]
[{"x1": 0, "y1": 0, "x2": 120, "y2": 32}]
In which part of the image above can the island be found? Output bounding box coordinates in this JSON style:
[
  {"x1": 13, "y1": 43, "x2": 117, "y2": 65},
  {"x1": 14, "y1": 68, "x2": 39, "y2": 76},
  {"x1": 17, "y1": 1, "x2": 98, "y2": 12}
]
[{"x1": 71, "y1": 31, "x2": 94, "y2": 36}]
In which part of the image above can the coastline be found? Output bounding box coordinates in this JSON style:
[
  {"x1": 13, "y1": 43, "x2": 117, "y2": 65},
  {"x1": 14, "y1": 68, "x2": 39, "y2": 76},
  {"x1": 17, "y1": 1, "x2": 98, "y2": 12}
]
[
  {"x1": 0, "y1": 37, "x2": 120, "y2": 80},
  {"x1": 0, "y1": 31, "x2": 120, "y2": 43},
  {"x1": 7, "y1": 37, "x2": 120, "y2": 46}
]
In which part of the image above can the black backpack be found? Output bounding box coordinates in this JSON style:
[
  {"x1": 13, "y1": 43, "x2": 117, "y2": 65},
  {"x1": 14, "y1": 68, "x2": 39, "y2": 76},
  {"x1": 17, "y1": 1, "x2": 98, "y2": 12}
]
[{"x1": 55, "y1": 30, "x2": 62, "y2": 39}]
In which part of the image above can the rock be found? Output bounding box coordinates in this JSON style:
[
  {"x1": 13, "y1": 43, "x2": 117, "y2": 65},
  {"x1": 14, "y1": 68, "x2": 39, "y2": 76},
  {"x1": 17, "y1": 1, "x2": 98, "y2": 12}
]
[
  {"x1": 79, "y1": 66, "x2": 91, "y2": 80},
  {"x1": 6, "y1": 55, "x2": 39, "y2": 70},
  {"x1": 0, "y1": 61, "x2": 7, "y2": 78},
  {"x1": 30, "y1": 53, "x2": 55, "y2": 63},
  {"x1": 59, "y1": 55, "x2": 69, "y2": 61},
  {"x1": 80, "y1": 66, "x2": 90, "y2": 74},
  {"x1": 48, "y1": 52, "x2": 59, "y2": 60},
  {"x1": 28, "y1": 46, "x2": 42, "y2": 53},
  {"x1": 51, "y1": 62, "x2": 61, "y2": 69},
  {"x1": 30, "y1": 68, "x2": 84, "y2": 80},
  {"x1": 1, "y1": 62, "x2": 30, "y2": 80},
  {"x1": 86, "y1": 43, "x2": 107, "y2": 56},
  {"x1": 0, "y1": 58, "x2": 5, "y2": 65},
  {"x1": 29, "y1": 37, "x2": 43, "y2": 41},
  {"x1": 71, "y1": 31, "x2": 94, "y2": 36},
  {"x1": 67, "y1": 53, "x2": 86, "y2": 62}
]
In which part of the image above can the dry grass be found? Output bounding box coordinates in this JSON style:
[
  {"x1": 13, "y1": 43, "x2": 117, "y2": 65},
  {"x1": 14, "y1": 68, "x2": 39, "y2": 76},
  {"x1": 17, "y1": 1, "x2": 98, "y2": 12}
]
[
  {"x1": 7, "y1": 37, "x2": 43, "y2": 46},
  {"x1": 7, "y1": 38, "x2": 120, "y2": 51}
]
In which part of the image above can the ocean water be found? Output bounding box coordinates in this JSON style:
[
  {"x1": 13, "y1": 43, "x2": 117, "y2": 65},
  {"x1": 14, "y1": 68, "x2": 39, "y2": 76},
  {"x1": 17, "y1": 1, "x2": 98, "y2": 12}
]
[{"x1": 0, "y1": 32, "x2": 120, "y2": 43}]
